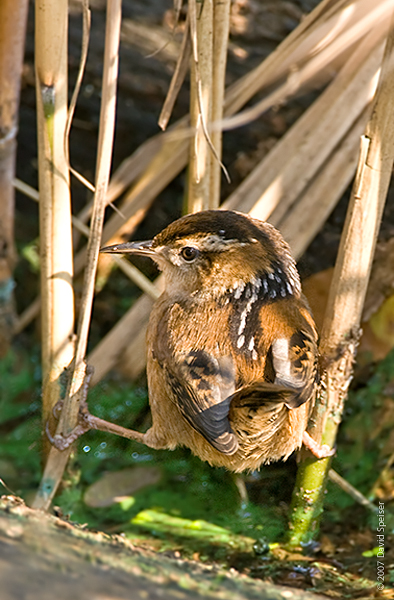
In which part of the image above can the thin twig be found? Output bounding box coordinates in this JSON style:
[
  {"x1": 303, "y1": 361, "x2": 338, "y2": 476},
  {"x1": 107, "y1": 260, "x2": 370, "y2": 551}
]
[
  {"x1": 64, "y1": 0, "x2": 94, "y2": 192},
  {"x1": 328, "y1": 469, "x2": 378, "y2": 514},
  {"x1": 145, "y1": 0, "x2": 184, "y2": 60},
  {"x1": 368, "y1": 450, "x2": 394, "y2": 501},
  {"x1": 159, "y1": 13, "x2": 191, "y2": 131}
]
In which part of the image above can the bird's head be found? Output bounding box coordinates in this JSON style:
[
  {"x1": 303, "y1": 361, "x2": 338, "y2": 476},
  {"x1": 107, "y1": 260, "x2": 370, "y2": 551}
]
[{"x1": 100, "y1": 210, "x2": 301, "y2": 301}]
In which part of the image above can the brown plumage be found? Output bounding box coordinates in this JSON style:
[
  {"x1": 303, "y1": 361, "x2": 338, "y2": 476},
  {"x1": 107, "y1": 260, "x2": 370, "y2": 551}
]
[{"x1": 97, "y1": 210, "x2": 322, "y2": 472}]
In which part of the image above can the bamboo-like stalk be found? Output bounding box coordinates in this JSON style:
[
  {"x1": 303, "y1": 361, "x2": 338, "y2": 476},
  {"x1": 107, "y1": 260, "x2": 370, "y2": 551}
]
[
  {"x1": 33, "y1": 0, "x2": 123, "y2": 510},
  {"x1": 187, "y1": 0, "x2": 230, "y2": 212},
  {"x1": 287, "y1": 11, "x2": 394, "y2": 548},
  {"x1": 187, "y1": 0, "x2": 214, "y2": 212},
  {"x1": 35, "y1": 0, "x2": 75, "y2": 458},
  {"x1": 209, "y1": 0, "x2": 231, "y2": 206},
  {"x1": 0, "y1": 0, "x2": 28, "y2": 356}
]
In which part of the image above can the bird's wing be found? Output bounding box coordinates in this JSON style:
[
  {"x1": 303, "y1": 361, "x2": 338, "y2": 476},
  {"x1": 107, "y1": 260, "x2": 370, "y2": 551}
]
[
  {"x1": 270, "y1": 330, "x2": 318, "y2": 409},
  {"x1": 166, "y1": 350, "x2": 239, "y2": 455},
  {"x1": 230, "y1": 330, "x2": 317, "y2": 410}
]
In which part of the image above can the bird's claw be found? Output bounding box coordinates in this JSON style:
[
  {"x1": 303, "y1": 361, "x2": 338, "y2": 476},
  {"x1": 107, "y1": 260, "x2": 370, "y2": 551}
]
[
  {"x1": 45, "y1": 419, "x2": 90, "y2": 451},
  {"x1": 52, "y1": 400, "x2": 64, "y2": 420},
  {"x1": 302, "y1": 431, "x2": 336, "y2": 459}
]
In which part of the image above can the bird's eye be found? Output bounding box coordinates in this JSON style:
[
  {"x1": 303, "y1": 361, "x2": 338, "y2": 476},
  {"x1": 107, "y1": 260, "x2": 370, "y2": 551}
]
[{"x1": 180, "y1": 246, "x2": 199, "y2": 262}]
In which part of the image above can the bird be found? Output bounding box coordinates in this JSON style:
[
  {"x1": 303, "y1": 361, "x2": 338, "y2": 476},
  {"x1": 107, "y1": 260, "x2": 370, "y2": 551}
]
[{"x1": 48, "y1": 210, "x2": 332, "y2": 471}]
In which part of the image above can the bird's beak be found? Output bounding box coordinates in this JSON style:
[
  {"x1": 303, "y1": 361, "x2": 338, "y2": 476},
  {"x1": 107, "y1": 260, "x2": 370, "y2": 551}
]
[{"x1": 100, "y1": 240, "x2": 155, "y2": 257}]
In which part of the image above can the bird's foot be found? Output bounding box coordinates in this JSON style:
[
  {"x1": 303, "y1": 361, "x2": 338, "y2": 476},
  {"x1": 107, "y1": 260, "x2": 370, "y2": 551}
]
[
  {"x1": 46, "y1": 377, "x2": 99, "y2": 451},
  {"x1": 302, "y1": 431, "x2": 335, "y2": 459}
]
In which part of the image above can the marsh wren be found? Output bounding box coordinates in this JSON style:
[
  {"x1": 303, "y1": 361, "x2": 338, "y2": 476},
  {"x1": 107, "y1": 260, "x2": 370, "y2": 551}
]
[{"x1": 49, "y1": 210, "x2": 332, "y2": 471}]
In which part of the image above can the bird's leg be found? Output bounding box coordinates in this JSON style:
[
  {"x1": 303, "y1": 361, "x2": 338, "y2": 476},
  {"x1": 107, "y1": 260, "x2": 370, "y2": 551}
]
[
  {"x1": 302, "y1": 431, "x2": 335, "y2": 459},
  {"x1": 232, "y1": 473, "x2": 249, "y2": 505},
  {"x1": 46, "y1": 367, "x2": 146, "y2": 451}
]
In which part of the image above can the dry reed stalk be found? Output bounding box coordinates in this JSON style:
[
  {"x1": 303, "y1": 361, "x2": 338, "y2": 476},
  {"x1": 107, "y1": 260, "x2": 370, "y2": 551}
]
[
  {"x1": 277, "y1": 109, "x2": 370, "y2": 259},
  {"x1": 13, "y1": 178, "x2": 160, "y2": 301},
  {"x1": 17, "y1": 2, "x2": 391, "y2": 340},
  {"x1": 96, "y1": 109, "x2": 370, "y2": 382},
  {"x1": 65, "y1": 0, "x2": 91, "y2": 195},
  {"x1": 34, "y1": 0, "x2": 75, "y2": 459},
  {"x1": 187, "y1": 0, "x2": 231, "y2": 212},
  {"x1": 89, "y1": 38, "x2": 382, "y2": 384},
  {"x1": 74, "y1": 134, "x2": 163, "y2": 235},
  {"x1": 77, "y1": 0, "x2": 393, "y2": 231},
  {"x1": 223, "y1": 0, "x2": 391, "y2": 122},
  {"x1": 82, "y1": 0, "x2": 391, "y2": 264},
  {"x1": 287, "y1": 11, "x2": 394, "y2": 547},
  {"x1": 0, "y1": 0, "x2": 28, "y2": 355},
  {"x1": 33, "y1": 0, "x2": 123, "y2": 510},
  {"x1": 224, "y1": 35, "x2": 384, "y2": 219}
]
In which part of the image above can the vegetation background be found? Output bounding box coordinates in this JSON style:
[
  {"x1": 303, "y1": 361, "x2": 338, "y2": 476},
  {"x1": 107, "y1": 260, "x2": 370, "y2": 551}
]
[{"x1": 1, "y1": 0, "x2": 394, "y2": 597}]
